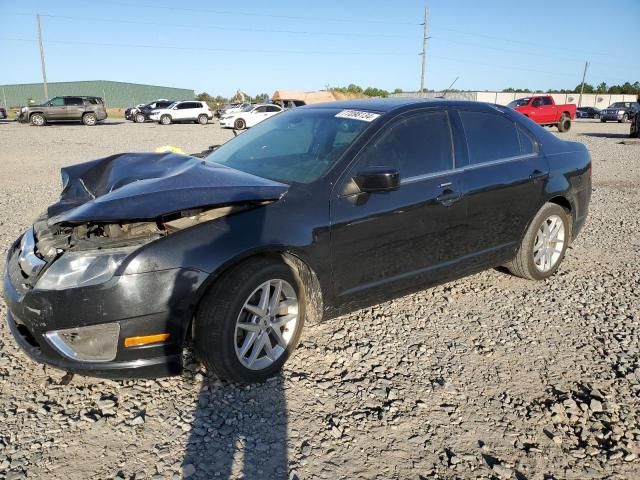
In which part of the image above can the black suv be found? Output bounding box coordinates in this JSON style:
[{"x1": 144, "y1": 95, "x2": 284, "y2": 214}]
[{"x1": 18, "y1": 96, "x2": 107, "y2": 126}]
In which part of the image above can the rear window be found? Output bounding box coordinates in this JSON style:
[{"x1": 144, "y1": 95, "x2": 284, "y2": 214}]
[
  {"x1": 460, "y1": 111, "x2": 521, "y2": 164},
  {"x1": 64, "y1": 97, "x2": 83, "y2": 106}
]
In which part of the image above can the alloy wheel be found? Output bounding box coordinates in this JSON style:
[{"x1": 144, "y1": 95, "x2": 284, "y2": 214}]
[
  {"x1": 533, "y1": 214, "x2": 565, "y2": 272},
  {"x1": 234, "y1": 279, "x2": 298, "y2": 370}
]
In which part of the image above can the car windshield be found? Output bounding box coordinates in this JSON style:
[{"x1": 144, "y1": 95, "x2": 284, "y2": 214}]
[
  {"x1": 242, "y1": 104, "x2": 254, "y2": 112},
  {"x1": 507, "y1": 98, "x2": 531, "y2": 108},
  {"x1": 166, "y1": 102, "x2": 178, "y2": 109},
  {"x1": 205, "y1": 108, "x2": 373, "y2": 183}
]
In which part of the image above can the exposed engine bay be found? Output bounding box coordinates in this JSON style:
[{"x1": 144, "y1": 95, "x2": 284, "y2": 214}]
[{"x1": 33, "y1": 203, "x2": 258, "y2": 263}]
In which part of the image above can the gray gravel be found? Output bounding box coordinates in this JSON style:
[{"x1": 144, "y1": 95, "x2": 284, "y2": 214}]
[{"x1": 0, "y1": 118, "x2": 639, "y2": 479}]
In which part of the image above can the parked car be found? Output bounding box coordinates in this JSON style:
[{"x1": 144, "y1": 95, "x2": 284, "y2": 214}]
[
  {"x1": 128, "y1": 100, "x2": 175, "y2": 123},
  {"x1": 215, "y1": 103, "x2": 243, "y2": 118},
  {"x1": 3, "y1": 99, "x2": 592, "y2": 382},
  {"x1": 124, "y1": 103, "x2": 146, "y2": 121},
  {"x1": 600, "y1": 102, "x2": 640, "y2": 123},
  {"x1": 631, "y1": 111, "x2": 640, "y2": 138},
  {"x1": 148, "y1": 101, "x2": 213, "y2": 125},
  {"x1": 0, "y1": 107, "x2": 7, "y2": 119},
  {"x1": 507, "y1": 96, "x2": 576, "y2": 132},
  {"x1": 17, "y1": 96, "x2": 107, "y2": 126},
  {"x1": 219, "y1": 103, "x2": 283, "y2": 129},
  {"x1": 576, "y1": 107, "x2": 601, "y2": 119}
]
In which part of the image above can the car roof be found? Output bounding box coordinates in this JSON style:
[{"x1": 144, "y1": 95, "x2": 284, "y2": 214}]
[{"x1": 302, "y1": 97, "x2": 504, "y2": 114}]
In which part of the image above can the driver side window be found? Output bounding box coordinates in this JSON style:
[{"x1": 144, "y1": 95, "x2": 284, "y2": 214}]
[
  {"x1": 49, "y1": 97, "x2": 65, "y2": 106},
  {"x1": 351, "y1": 111, "x2": 454, "y2": 180}
]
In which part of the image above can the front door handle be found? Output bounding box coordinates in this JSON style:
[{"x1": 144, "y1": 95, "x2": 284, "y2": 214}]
[
  {"x1": 436, "y1": 189, "x2": 463, "y2": 207},
  {"x1": 529, "y1": 169, "x2": 548, "y2": 182}
]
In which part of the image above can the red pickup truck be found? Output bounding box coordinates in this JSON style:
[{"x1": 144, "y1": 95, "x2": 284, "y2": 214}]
[{"x1": 507, "y1": 96, "x2": 576, "y2": 132}]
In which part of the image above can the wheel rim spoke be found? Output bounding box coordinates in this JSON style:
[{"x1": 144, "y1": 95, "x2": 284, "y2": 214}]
[
  {"x1": 234, "y1": 278, "x2": 299, "y2": 371},
  {"x1": 533, "y1": 214, "x2": 566, "y2": 272}
]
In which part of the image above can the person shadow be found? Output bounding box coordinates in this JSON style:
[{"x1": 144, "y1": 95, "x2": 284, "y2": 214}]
[{"x1": 181, "y1": 367, "x2": 289, "y2": 480}]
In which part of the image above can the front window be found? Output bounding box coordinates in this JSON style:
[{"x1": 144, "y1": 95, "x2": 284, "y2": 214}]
[
  {"x1": 507, "y1": 98, "x2": 531, "y2": 108},
  {"x1": 206, "y1": 108, "x2": 373, "y2": 183},
  {"x1": 609, "y1": 102, "x2": 630, "y2": 109},
  {"x1": 48, "y1": 97, "x2": 65, "y2": 106}
]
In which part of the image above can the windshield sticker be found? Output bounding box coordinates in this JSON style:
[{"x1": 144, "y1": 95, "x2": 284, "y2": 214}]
[{"x1": 335, "y1": 110, "x2": 381, "y2": 122}]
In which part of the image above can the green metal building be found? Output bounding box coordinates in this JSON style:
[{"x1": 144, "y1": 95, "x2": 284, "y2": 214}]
[{"x1": 0, "y1": 80, "x2": 194, "y2": 108}]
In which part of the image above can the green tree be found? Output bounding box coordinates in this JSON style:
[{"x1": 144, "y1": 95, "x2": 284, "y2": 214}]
[
  {"x1": 574, "y1": 83, "x2": 594, "y2": 93},
  {"x1": 596, "y1": 82, "x2": 608, "y2": 93},
  {"x1": 253, "y1": 92, "x2": 270, "y2": 103},
  {"x1": 393, "y1": 88, "x2": 403, "y2": 94}
]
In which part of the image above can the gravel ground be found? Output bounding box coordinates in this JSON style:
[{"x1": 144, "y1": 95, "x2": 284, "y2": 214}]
[{"x1": 0, "y1": 118, "x2": 638, "y2": 480}]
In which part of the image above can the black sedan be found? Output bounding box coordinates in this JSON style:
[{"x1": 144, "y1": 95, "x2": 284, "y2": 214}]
[
  {"x1": 576, "y1": 107, "x2": 601, "y2": 119},
  {"x1": 126, "y1": 100, "x2": 175, "y2": 123},
  {"x1": 3, "y1": 99, "x2": 592, "y2": 383}
]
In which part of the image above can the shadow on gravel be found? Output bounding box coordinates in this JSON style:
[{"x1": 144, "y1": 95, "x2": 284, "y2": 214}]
[
  {"x1": 182, "y1": 375, "x2": 288, "y2": 479},
  {"x1": 581, "y1": 133, "x2": 631, "y2": 139}
]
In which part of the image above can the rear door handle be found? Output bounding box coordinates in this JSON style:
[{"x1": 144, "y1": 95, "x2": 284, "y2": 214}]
[
  {"x1": 436, "y1": 189, "x2": 463, "y2": 207},
  {"x1": 529, "y1": 169, "x2": 548, "y2": 182}
]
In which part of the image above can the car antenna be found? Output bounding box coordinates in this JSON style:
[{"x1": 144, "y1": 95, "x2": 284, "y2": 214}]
[{"x1": 437, "y1": 76, "x2": 459, "y2": 99}]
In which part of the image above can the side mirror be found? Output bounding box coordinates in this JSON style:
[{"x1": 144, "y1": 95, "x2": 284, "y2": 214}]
[
  {"x1": 172, "y1": 106, "x2": 178, "y2": 110},
  {"x1": 353, "y1": 167, "x2": 400, "y2": 193}
]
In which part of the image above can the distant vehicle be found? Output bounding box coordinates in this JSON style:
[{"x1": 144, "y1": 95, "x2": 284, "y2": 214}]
[
  {"x1": 631, "y1": 111, "x2": 640, "y2": 138},
  {"x1": 215, "y1": 103, "x2": 243, "y2": 118},
  {"x1": 124, "y1": 103, "x2": 145, "y2": 121},
  {"x1": 273, "y1": 99, "x2": 307, "y2": 109},
  {"x1": 576, "y1": 107, "x2": 601, "y2": 119},
  {"x1": 220, "y1": 103, "x2": 252, "y2": 118},
  {"x1": 17, "y1": 96, "x2": 107, "y2": 126},
  {"x1": 148, "y1": 101, "x2": 213, "y2": 125},
  {"x1": 600, "y1": 102, "x2": 640, "y2": 123},
  {"x1": 507, "y1": 96, "x2": 576, "y2": 132},
  {"x1": 219, "y1": 103, "x2": 283, "y2": 130},
  {"x1": 0, "y1": 107, "x2": 7, "y2": 119},
  {"x1": 128, "y1": 100, "x2": 175, "y2": 123}
]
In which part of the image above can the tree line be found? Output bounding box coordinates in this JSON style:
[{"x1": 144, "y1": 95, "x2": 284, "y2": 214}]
[{"x1": 503, "y1": 81, "x2": 640, "y2": 95}]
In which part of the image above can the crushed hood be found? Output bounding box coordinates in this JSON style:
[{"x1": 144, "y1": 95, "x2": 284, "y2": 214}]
[{"x1": 47, "y1": 152, "x2": 288, "y2": 225}]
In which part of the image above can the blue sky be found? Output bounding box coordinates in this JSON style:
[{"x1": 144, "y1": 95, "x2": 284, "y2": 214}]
[{"x1": 1, "y1": 0, "x2": 638, "y2": 97}]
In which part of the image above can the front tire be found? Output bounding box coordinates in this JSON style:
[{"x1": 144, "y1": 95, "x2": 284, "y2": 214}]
[
  {"x1": 505, "y1": 203, "x2": 571, "y2": 281},
  {"x1": 619, "y1": 114, "x2": 628, "y2": 123},
  {"x1": 160, "y1": 115, "x2": 171, "y2": 125},
  {"x1": 134, "y1": 113, "x2": 145, "y2": 123},
  {"x1": 194, "y1": 257, "x2": 305, "y2": 383},
  {"x1": 30, "y1": 113, "x2": 45, "y2": 126},
  {"x1": 234, "y1": 118, "x2": 246, "y2": 130}
]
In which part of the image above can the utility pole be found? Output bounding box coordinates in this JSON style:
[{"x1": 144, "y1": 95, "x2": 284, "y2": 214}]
[
  {"x1": 36, "y1": 14, "x2": 48, "y2": 99},
  {"x1": 578, "y1": 60, "x2": 589, "y2": 107},
  {"x1": 419, "y1": 7, "x2": 429, "y2": 97}
]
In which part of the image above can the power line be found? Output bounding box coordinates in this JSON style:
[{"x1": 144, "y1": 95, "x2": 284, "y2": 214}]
[
  {"x1": 434, "y1": 27, "x2": 636, "y2": 61},
  {"x1": 0, "y1": 37, "x2": 415, "y2": 56},
  {"x1": 3, "y1": 12, "x2": 415, "y2": 39},
  {"x1": 99, "y1": 0, "x2": 418, "y2": 25}
]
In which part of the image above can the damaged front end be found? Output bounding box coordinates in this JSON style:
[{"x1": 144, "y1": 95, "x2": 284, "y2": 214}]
[{"x1": 3, "y1": 151, "x2": 289, "y2": 378}]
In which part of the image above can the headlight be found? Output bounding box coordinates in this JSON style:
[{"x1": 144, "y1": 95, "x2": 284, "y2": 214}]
[
  {"x1": 46, "y1": 323, "x2": 120, "y2": 362},
  {"x1": 36, "y1": 247, "x2": 135, "y2": 290}
]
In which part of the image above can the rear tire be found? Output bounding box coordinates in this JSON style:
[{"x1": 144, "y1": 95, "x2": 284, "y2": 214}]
[
  {"x1": 160, "y1": 115, "x2": 171, "y2": 125},
  {"x1": 82, "y1": 113, "x2": 97, "y2": 126},
  {"x1": 557, "y1": 114, "x2": 571, "y2": 132},
  {"x1": 505, "y1": 203, "x2": 571, "y2": 281},
  {"x1": 30, "y1": 113, "x2": 45, "y2": 126},
  {"x1": 601, "y1": 118, "x2": 606, "y2": 123},
  {"x1": 194, "y1": 257, "x2": 305, "y2": 383},
  {"x1": 234, "y1": 118, "x2": 246, "y2": 130},
  {"x1": 197, "y1": 114, "x2": 208, "y2": 125}
]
